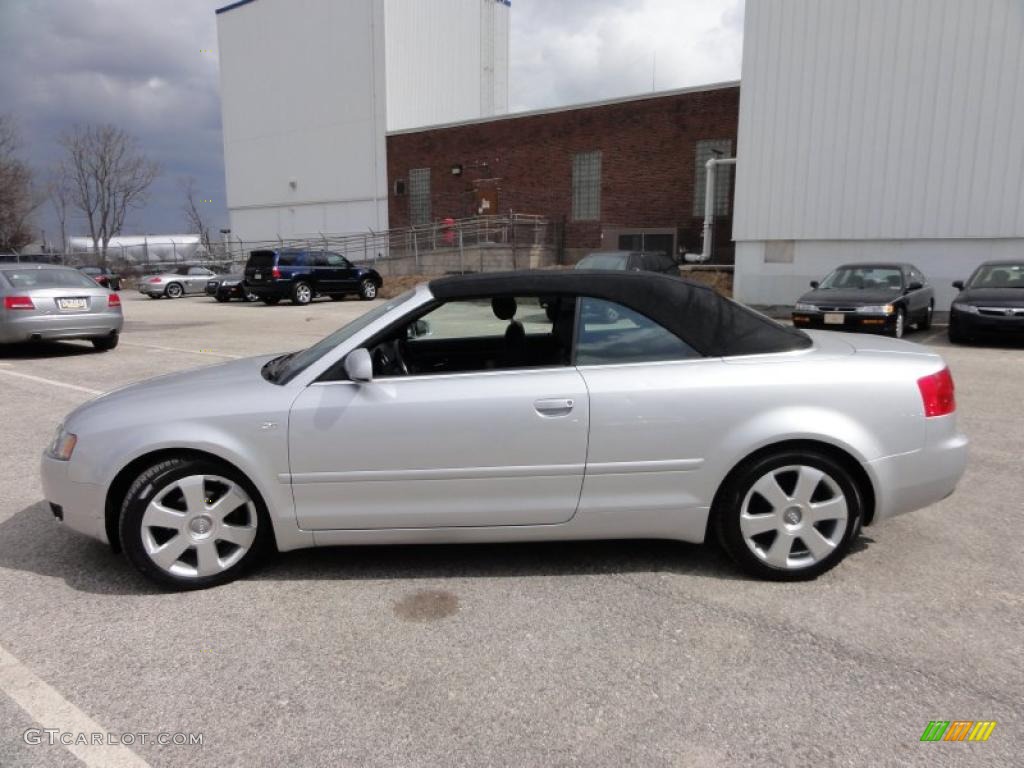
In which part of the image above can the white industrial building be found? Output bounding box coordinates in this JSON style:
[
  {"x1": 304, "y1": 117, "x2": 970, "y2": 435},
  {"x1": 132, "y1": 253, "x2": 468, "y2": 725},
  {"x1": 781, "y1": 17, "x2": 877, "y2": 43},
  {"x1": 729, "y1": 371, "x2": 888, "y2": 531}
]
[
  {"x1": 733, "y1": 0, "x2": 1024, "y2": 308},
  {"x1": 215, "y1": 0, "x2": 510, "y2": 242}
]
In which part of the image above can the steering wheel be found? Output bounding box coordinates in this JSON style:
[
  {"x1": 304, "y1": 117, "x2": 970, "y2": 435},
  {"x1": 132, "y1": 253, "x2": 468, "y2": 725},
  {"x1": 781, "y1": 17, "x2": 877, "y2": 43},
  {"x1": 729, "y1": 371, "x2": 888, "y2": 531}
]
[{"x1": 372, "y1": 339, "x2": 409, "y2": 376}]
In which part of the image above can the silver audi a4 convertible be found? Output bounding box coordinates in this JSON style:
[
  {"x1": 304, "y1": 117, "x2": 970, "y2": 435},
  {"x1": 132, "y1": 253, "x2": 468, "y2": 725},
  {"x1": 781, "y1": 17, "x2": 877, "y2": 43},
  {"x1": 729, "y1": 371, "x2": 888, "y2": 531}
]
[{"x1": 41, "y1": 271, "x2": 968, "y2": 589}]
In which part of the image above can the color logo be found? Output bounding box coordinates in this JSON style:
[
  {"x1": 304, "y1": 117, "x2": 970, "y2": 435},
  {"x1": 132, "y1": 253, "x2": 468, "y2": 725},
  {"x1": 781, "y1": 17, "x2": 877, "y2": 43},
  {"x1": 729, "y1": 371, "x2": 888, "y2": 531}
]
[{"x1": 920, "y1": 721, "x2": 997, "y2": 742}]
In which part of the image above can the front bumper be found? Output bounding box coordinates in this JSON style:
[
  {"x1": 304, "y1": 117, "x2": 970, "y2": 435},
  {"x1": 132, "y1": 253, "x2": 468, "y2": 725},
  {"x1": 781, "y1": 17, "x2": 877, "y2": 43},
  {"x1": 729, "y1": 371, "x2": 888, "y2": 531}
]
[
  {"x1": 950, "y1": 307, "x2": 1024, "y2": 336},
  {"x1": 0, "y1": 311, "x2": 123, "y2": 344},
  {"x1": 792, "y1": 312, "x2": 895, "y2": 333},
  {"x1": 40, "y1": 455, "x2": 109, "y2": 544}
]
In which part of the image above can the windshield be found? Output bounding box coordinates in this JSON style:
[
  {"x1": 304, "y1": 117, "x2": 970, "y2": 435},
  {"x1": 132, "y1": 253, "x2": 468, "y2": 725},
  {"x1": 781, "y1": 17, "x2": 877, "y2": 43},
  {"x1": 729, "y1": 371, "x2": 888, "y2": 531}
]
[
  {"x1": 819, "y1": 266, "x2": 903, "y2": 291},
  {"x1": 968, "y1": 263, "x2": 1024, "y2": 288},
  {"x1": 267, "y1": 290, "x2": 417, "y2": 384},
  {"x1": 2, "y1": 268, "x2": 101, "y2": 290},
  {"x1": 576, "y1": 253, "x2": 628, "y2": 270}
]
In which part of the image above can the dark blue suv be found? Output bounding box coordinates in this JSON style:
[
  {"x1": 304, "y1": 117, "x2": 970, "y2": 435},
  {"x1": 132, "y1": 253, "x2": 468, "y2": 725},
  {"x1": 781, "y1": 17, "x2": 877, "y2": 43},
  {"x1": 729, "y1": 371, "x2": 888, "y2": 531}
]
[{"x1": 243, "y1": 249, "x2": 383, "y2": 306}]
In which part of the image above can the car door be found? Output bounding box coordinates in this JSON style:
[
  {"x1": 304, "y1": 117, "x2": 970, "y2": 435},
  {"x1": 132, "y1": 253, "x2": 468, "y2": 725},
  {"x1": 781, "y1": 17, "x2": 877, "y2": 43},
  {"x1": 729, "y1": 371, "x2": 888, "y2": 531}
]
[
  {"x1": 287, "y1": 294, "x2": 589, "y2": 530},
  {"x1": 186, "y1": 267, "x2": 211, "y2": 293},
  {"x1": 573, "y1": 296, "x2": 723, "y2": 520},
  {"x1": 323, "y1": 252, "x2": 358, "y2": 294},
  {"x1": 907, "y1": 266, "x2": 931, "y2": 315}
]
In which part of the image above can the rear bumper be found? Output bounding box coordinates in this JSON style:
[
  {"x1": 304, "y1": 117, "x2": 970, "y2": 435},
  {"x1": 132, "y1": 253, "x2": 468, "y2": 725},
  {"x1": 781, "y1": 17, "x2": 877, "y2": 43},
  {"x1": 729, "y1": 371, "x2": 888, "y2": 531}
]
[
  {"x1": 0, "y1": 311, "x2": 123, "y2": 343},
  {"x1": 138, "y1": 283, "x2": 165, "y2": 296},
  {"x1": 40, "y1": 455, "x2": 109, "y2": 545},
  {"x1": 792, "y1": 312, "x2": 896, "y2": 334},
  {"x1": 867, "y1": 421, "x2": 968, "y2": 522}
]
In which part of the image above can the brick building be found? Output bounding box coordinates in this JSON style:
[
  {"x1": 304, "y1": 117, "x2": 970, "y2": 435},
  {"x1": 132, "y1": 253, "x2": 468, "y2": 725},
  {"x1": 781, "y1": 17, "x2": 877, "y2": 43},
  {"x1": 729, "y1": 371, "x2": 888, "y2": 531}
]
[{"x1": 386, "y1": 81, "x2": 740, "y2": 264}]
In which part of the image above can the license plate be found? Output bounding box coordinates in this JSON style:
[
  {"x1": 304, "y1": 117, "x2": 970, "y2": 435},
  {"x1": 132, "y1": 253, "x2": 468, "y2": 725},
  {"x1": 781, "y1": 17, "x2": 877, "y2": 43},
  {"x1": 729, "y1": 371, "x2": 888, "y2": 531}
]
[
  {"x1": 253, "y1": 272, "x2": 262, "y2": 280},
  {"x1": 824, "y1": 313, "x2": 845, "y2": 325},
  {"x1": 57, "y1": 298, "x2": 88, "y2": 311}
]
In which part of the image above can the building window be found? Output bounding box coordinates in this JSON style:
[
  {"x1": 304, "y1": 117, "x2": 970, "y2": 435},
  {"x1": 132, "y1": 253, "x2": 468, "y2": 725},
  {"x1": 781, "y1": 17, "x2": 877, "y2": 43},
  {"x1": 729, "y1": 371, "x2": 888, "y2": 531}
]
[
  {"x1": 409, "y1": 168, "x2": 431, "y2": 226},
  {"x1": 572, "y1": 151, "x2": 602, "y2": 221},
  {"x1": 693, "y1": 139, "x2": 732, "y2": 217}
]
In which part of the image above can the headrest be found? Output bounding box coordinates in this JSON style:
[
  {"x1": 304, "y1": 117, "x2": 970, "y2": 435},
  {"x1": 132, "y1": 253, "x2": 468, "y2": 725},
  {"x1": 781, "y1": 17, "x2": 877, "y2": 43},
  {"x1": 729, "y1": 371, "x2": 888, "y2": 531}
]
[{"x1": 492, "y1": 296, "x2": 517, "y2": 320}]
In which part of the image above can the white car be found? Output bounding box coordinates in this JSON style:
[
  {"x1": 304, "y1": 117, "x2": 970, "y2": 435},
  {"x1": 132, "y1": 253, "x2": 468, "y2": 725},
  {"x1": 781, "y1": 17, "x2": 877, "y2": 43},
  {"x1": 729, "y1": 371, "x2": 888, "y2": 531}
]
[{"x1": 42, "y1": 271, "x2": 968, "y2": 589}]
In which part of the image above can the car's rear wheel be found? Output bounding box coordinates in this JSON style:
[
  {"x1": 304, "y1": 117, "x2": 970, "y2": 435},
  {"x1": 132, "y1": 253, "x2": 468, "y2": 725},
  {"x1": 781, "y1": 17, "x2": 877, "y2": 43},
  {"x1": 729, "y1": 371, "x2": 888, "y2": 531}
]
[
  {"x1": 714, "y1": 449, "x2": 863, "y2": 581},
  {"x1": 261, "y1": 296, "x2": 280, "y2": 306},
  {"x1": 244, "y1": 290, "x2": 259, "y2": 302},
  {"x1": 119, "y1": 457, "x2": 270, "y2": 589},
  {"x1": 165, "y1": 282, "x2": 184, "y2": 299},
  {"x1": 292, "y1": 281, "x2": 313, "y2": 305},
  {"x1": 91, "y1": 333, "x2": 119, "y2": 352},
  {"x1": 359, "y1": 279, "x2": 377, "y2": 300}
]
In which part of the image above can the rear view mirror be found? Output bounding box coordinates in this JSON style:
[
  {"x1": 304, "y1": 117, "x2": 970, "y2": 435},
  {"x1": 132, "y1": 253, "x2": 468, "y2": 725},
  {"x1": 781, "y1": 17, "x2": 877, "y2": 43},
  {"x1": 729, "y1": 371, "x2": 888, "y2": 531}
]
[
  {"x1": 809, "y1": 280, "x2": 820, "y2": 289},
  {"x1": 344, "y1": 348, "x2": 373, "y2": 383},
  {"x1": 952, "y1": 280, "x2": 965, "y2": 290}
]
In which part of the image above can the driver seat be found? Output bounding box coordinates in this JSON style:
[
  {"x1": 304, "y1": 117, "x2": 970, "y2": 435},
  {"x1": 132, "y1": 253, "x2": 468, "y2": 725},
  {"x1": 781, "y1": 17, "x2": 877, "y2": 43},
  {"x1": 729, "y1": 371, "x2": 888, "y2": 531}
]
[{"x1": 492, "y1": 296, "x2": 526, "y2": 367}]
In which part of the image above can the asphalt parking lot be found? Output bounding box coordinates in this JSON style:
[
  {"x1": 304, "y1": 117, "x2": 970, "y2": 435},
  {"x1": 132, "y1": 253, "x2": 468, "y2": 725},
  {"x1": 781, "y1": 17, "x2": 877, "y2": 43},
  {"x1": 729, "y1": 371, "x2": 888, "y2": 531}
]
[{"x1": 0, "y1": 292, "x2": 1020, "y2": 767}]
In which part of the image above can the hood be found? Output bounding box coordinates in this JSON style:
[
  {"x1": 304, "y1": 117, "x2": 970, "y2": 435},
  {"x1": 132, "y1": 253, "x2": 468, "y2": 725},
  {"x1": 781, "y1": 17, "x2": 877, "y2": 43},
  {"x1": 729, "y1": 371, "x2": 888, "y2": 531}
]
[
  {"x1": 955, "y1": 287, "x2": 1024, "y2": 306},
  {"x1": 64, "y1": 354, "x2": 280, "y2": 432},
  {"x1": 798, "y1": 287, "x2": 902, "y2": 306}
]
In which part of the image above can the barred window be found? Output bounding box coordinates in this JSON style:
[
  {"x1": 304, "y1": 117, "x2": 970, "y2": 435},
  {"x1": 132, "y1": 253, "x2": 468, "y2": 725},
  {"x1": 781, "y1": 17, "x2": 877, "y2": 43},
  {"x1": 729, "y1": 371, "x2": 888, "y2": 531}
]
[
  {"x1": 693, "y1": 140, "x2": 732, "y2": 216},
  {"x1": 572, "y1": 151, "x2": 602, "y2": 221},
  {"x1": 409, "y1": 168, "x2": 431, "y2": 226}
]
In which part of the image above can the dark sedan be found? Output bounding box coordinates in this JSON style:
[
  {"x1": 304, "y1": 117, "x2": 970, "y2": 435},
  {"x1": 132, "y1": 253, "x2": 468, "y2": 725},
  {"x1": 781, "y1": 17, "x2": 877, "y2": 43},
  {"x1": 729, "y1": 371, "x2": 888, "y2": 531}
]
[
  {"x1": 575, "y1": 250, "x2": 679, "y2": 274},
  {"x1": 206, "y1": 274, "x2": 258, "y2": 302},
  {"x1": 78, "y1": 266, "x2": 122, "y2": 291},
  {"x1": 948, "y1": 261, "x2": 1024, "y2": 343},
  {"x1": 791, "y1": 263, "x2": 934, "y2": 339}
]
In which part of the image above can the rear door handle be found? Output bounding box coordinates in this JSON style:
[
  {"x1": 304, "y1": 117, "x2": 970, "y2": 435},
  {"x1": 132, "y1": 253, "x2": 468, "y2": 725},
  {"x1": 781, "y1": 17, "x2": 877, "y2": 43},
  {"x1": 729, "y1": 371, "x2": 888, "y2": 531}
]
[{"x1": 534, "y1": 398, "x2": 575, "y2": 416}]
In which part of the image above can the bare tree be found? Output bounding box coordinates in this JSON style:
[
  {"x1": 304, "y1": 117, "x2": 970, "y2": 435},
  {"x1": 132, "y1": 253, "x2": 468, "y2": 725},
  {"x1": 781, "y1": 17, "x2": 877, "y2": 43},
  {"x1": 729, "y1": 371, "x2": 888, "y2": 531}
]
[
  {"x1": 180, "y1": 176, "x2": 213, "y2": 254},
  {"x1": 0, "y1": 115, "x2": 39, "y2": 252},
  {"x1": 48, "y1": 162, "x2": 73, "y2": 256},
  {"x1": 58, "y1": 124, "x2": 160, "y2": 264}
]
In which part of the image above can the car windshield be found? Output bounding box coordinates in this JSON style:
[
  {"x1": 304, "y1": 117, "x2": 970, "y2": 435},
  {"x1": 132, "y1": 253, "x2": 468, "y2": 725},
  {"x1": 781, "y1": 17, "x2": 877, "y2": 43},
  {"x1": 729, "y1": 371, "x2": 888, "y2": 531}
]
[
  {"x1": 819, "y1": 266, "x2": 903, "y2": 291},
  {"x1": 2, "y1": 268, "x2": 101, "y2": 290},
  {"x1": 576, "y1": 254, "x2": 628, "y2": 270},
  {"x1": 968, "y1": 263, "x2": 1024, "y2": 288},
  {"x1": 266, "y1": 290, "x2": 417, "y2": 384}
]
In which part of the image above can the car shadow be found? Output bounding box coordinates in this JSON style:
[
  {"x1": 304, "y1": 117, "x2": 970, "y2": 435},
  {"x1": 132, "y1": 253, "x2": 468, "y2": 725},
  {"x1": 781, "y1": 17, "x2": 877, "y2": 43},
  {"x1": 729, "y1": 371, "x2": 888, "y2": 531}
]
[
  {"x1": 0, "y1": 501, "x2": 875, "y2": 595},
  {"x1": 0, "y1": 340, "x2": 98, "y2": 359}
]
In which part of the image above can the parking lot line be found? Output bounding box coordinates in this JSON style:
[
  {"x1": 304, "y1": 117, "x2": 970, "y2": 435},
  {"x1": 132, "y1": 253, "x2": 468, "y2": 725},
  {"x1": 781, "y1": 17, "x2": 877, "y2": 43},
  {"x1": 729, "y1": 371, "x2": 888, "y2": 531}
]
[
  {"x1": 118, "y1": 341, "x2": 241, "y2": 359},
  {"x1": 0, "y1": 644, "x2": 151, "y2": 767},
  {"x1": 0, "y1": 369, "x2": 103, "y2": 396}
]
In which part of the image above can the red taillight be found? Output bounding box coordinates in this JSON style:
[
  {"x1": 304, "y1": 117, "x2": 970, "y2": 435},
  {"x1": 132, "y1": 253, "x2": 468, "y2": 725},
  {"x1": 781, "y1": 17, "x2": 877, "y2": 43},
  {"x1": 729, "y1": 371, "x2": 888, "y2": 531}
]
[
  {"x1": 148, "y1": 277, "x2": 162, "y2": 283},
  {"x1": 271, "y1": 266, "x2": 281, "y2": 279},
  {"x1": 4, "y1": 296, "x2": 34, "y2": 310},
  {"x1": 918, "y1": 367, "x2": 956, "y2": 418},
  {"x1": 108, "y1": 293, "x2": 121, "y2": 308}
]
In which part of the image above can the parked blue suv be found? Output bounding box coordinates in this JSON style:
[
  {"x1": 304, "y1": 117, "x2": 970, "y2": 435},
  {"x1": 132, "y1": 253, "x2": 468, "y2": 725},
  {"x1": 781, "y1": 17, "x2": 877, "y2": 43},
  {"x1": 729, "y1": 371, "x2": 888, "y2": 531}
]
[{"x1": 243, "y1": 249, "x2": 383, "y2": 306}]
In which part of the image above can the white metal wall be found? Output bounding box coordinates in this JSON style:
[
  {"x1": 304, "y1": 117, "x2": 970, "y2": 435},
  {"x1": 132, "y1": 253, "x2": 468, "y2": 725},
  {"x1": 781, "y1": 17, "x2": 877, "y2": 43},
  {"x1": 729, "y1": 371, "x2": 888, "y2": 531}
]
[
  {"x1": 384, "y1": 0, "x2": 510, "y2": 132},
  {"x1": 217, "y1": 0, "x2": 389, "y2": 241},
  {"x1": 734, "y1": 0, "x2": 1024, "y2": 242}
]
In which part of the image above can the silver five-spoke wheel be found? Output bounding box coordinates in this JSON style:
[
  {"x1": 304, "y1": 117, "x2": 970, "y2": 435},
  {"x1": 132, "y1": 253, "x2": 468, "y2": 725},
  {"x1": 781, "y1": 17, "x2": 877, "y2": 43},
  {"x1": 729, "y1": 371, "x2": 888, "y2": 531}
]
[
  {"x1": 739, "y1": 464, "x2": 849, "y2": 571},
  {"x1": 140, "y1": 474, "x2": 257, "y2": 579}
]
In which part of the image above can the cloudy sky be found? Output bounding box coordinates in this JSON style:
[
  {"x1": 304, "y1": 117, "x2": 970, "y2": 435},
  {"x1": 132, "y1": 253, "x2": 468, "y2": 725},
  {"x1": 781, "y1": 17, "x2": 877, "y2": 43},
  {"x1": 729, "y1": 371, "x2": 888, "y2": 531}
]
[{"x1": 0, "y1": 0, "x2": 743, "y2": 242}]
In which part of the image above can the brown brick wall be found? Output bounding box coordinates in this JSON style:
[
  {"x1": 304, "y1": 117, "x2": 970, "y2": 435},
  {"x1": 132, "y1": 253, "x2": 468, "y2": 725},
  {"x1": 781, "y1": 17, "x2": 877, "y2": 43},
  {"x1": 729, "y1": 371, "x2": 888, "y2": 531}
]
[{"x1": 386, "y1": 84, "x2": 739, "y2": 261}]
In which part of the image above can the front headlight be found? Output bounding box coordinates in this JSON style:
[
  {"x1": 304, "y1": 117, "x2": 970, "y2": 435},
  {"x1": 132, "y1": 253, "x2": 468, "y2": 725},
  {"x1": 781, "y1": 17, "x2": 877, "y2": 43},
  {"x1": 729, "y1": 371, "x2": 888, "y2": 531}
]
[
  {"x1": 951, "y1": 302, "x2": 979, "y2": 314},
  {"x1": 46, "y1": 425, "x2": 77, "y2": 461},
  {"x1": 857, "y1": 304, "x2": 895, "y2": 315},
  {"x1": 794, "y1": 302, "x2": 817, "y2": 312}
]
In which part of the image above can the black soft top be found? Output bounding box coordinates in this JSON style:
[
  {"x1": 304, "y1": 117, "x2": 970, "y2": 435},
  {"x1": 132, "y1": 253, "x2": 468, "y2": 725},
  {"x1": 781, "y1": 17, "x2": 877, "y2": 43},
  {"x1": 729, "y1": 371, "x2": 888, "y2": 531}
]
[{"x1": 429, "y1": 271, "x2": 811, "y2": 357}]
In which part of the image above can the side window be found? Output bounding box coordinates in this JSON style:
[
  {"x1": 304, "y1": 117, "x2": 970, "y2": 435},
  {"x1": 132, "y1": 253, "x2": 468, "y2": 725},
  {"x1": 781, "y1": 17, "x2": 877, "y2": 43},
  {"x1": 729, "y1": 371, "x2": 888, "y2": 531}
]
[
  {"x1": 188, "y1": 267, "x2": 206, "y2": 276},
  {"x1": 575, "y1": 298, "x2": 700, "y2": 366},
  {"x1": 278, "y1": 253, "x2": 297, "y2": 267},
  {"x1": 324, "y1": 253, "x2": 348, "y2": 268},
  {"x1": 311, "y1": 252, "x2": 328, "y2": 267}
]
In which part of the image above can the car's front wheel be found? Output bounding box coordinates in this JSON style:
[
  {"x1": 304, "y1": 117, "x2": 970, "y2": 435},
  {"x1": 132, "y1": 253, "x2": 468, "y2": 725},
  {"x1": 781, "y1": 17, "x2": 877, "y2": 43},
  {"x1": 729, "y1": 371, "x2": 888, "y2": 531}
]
[
  {"x1": 889, "y1": 307, "x2": 906, "y2": 338},
  {"x1": 919, "y1": 302, "x2": 934, "y2": 330},
  {"x1": 215, "y1": 294, "x2": 230, "y2": 303},
  {"x1": 119, "y1": 457, "x2": 270, "y2": 589},
  {"x1": 714, "y1": 449, "x2": 863, "y2": 581},
  {"x1": 359, "y1": 279, "x2": 377, "y2": 300}
]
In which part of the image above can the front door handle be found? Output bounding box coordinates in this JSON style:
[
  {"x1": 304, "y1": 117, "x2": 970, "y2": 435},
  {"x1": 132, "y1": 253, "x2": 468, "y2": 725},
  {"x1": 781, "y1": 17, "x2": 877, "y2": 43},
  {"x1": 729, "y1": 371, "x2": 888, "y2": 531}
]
[{"x1": 534, "y1": 398, "x2": 575, "y2": 416}]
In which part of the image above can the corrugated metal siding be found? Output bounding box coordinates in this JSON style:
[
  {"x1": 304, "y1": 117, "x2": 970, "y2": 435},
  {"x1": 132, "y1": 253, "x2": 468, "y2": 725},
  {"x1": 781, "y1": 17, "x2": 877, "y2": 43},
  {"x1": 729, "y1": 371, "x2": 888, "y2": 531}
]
[{"x1": 734, "y1": 0, "x2": 1024, "y2": 241}]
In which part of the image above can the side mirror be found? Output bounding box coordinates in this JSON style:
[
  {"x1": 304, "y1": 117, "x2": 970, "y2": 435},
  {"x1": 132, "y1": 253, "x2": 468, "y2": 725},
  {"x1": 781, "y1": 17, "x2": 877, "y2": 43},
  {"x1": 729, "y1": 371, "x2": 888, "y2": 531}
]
[
  {"x1": 952, "y1": 280, "x2": 964, "y2": 290},
  {"x1": 907, "y1": 281, "x2": 924, "y2": 292},
  {"x1": 809, "y1": 280, "x2": 820, "y2": 289},
  {"x1": 343, "y1": 348, "x2": 373, "y2": 383}
]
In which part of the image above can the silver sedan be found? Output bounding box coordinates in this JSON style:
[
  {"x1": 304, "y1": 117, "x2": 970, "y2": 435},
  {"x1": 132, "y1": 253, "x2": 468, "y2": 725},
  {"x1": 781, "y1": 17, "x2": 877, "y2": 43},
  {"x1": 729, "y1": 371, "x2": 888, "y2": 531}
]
[
  {"x1": 1, "y1": 264, "x2": 123, "y2": 350},
  {"x1": 41, "y1": 271, "x2": 968, "y2": 589}
]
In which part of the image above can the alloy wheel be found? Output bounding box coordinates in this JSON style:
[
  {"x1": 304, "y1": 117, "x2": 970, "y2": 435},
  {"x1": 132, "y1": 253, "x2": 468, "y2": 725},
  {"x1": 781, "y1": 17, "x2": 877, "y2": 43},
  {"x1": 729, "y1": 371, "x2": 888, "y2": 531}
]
[
  {"x1": 166, "y1": 283, "x2": 184, "y2": 298},
  {"x1": 140, "y1": 474, "x2": 258, "y2": 579},
  {"x1": 361, "y1": 280, "x2": 377, "y2": 299},
  {"x1": 295, "y1": 283, "x2": 312, "y2": 304},
  {"x1": 739, "y1": 464, "x2": 849, "y2": 571}
]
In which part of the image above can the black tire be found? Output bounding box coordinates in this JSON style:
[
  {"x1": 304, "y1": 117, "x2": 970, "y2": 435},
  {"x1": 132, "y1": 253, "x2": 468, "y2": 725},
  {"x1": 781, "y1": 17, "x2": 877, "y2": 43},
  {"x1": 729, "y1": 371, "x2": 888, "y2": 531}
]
[
  {"x1": 118, "y1": 456, "x2": 272, "y2": 590},
  {"x1": 215, "y1": 294, "x2": 230, "y2": 303},
  {"x1": 147, "y1": 294, "x2": 161, "y2": 300},
  {"x1": 919, "y1": 302, "x2": 934, "y2": 331},
  {"x1": 244, "y1": 291, "x2": 259, "y2": 302},
  {"x1": 261, "y1": 296, "x2": 281, "y2": 306},
  {"x1": 291, "y1": 281, "x2": 313, "y2": 305},
  {"x1": 888, "y1": 307, "x2": 906, "y2": 338},
  {"x1": 713, "y1": 448, "x2": 864, "y2": 581},
  {"x1": 165, "y1": 282, "x2": 184, "y2": 299},
  {"x1": 91, "y1": 334, "x2": 119, "y2": 352},
  {"x1": 358, "y1": 279, "x2": 378, "y2": 300},
  {"x1": 948, "y1": 319, "x2": 968, "y2": 344}
]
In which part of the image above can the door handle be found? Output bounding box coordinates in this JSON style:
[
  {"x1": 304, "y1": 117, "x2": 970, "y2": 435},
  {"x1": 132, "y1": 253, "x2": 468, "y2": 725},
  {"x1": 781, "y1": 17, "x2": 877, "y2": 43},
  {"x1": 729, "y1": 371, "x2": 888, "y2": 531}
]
[{"x1": 534, "y1": 398, "x2": 575, "y2": 416}]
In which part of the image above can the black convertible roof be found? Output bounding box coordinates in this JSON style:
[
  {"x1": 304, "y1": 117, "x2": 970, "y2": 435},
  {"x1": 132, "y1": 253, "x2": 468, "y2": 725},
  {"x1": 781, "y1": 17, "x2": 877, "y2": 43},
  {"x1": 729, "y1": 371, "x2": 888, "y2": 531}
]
[{"x1": 429, "y1": 271, "x2": 811, "y2": 357}]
